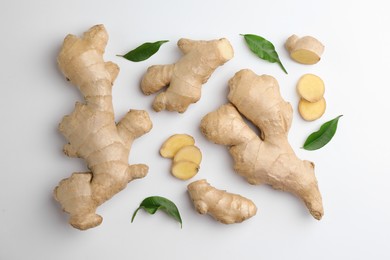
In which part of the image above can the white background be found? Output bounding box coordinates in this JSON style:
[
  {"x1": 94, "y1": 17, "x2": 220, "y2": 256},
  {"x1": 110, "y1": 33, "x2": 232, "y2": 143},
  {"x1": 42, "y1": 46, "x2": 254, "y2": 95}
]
[{"x1": 1, "y1": 0, "x2": 389, "y2": 259}]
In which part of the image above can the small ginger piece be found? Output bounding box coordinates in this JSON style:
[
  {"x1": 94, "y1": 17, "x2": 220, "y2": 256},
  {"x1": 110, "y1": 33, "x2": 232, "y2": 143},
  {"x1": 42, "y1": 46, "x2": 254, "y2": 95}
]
[
  {"x1": 187, "y1": 179, "x2": 257, "y2": 224},
  {"x1": 297, "y1": 74, "x2": 325, "y2": 102},
  {"x1": 160, "y1": 134, "x2": 195, "y2": 158},
  {"x1": 53, "y1": 25, "x2": 152, "y2": 230},
  {"x1": 298, "y1": 98, "x2": 326, "y2": 121},
  {"x1": 200, "y1": 69, "x2": 323, "y2": 220},
  {"x1": 173, "y1": 145, "x2": 202, "y2": 165},
  {"x1": 285, "y1": 35, "x2": 324, "y2": 64},
  {"x1": 141, "y1": 38, "x2": 234, "y2": 113},
  {"x1": 171, "y1": 161, "x2": 199, "y2": 180}
]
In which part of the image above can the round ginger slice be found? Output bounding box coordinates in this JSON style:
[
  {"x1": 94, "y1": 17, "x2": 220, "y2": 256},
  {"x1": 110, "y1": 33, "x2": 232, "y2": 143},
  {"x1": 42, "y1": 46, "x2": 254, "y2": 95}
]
[
  {"x1": 298, "y1": 98, "x2": 326, "y2": 121},
  {"x1": 297, "y1": 74, "x2": 325, "y2": 102},
  {"x1": 171, "y1": 160, "x2": 199, "y2": 180},
  {"x1": 160, "y1": 134, "x2": 195, "y2": 158},
  {"x1": 173, "y1": 145, "x2": 202, "y2": 165}
]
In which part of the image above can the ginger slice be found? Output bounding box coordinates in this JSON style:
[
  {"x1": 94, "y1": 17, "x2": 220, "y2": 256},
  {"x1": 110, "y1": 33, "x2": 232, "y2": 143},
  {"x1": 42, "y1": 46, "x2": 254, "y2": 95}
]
[
  {"x1": 285, "y1": 35, "x2": 324, "y2": 65},
  {"x1": 171, "y1": 160, "x2": 199, "y2": 180},
  {"x1": 160, "y1": 134, "x2": 195, "y2": 158},
  {"x1": 297, "y1": 74, "x2": 325, "y2": 102},
  {"x1": 298, "y1": 98, "x2": 326, "y2": 121},
  {"x1": 173, "y1": 145, "x2": 202, "y2": 165}
]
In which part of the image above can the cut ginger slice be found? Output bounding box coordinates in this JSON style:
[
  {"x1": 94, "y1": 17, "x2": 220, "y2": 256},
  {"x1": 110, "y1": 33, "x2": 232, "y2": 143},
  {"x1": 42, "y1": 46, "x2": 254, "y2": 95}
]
[
  {"x1": 173, "y1": 145, "x2": 202, "y2": 165},
  {"x1": 171, "y1": 161, "x2": 199, "y2": 180},
  {"x1": 160, "y1": 134, "x2": 195, "y2": 158},
  {"x1": 297, "y1": 74, "x2": 325, "y2": 102},
  {"x1": 298, "y1": 98, "x2": 326, "y2": 121}
]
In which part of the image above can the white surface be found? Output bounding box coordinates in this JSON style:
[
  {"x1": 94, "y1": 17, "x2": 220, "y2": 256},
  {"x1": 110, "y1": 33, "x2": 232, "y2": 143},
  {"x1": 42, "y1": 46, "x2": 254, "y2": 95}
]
[{"x1": 1, "y1": 0, "x2": 389, "y2": 259}]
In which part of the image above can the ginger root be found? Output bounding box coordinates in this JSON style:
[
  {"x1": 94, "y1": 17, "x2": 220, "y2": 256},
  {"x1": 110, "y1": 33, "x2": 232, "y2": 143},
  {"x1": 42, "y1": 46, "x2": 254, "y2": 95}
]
[
  {"x1": 53, "y1": 25, "x2": 153, "y2": 230},
  {"x1": 200, "y1": 69, "x2": 323, "y2": 220},
  {"x1": 187, "y1": 179, "x2": 257, "y2": 224},
  {"x1": 285, "y1": 35, "x2": 324, "y2": 64},
  {"x1": 141, "y1": 38, "x2": 234, "y2": 113}
]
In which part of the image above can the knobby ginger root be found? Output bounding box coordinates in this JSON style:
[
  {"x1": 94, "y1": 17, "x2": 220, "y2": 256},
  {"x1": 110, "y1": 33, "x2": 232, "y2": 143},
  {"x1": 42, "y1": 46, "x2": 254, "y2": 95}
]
[
  {"x1": 285, "y1": 35, "x2": 324, "y2": 64},
  {"x1": 53, "y1": 25, "x2": 152, "y2": 230},
  {"x1": 200, "y1": 69, "x2": 324, "y2": 220},
  {"x1": 141, "y1": 38, "x2": 234, "y2": 113},
  {"x1": 187, "y1": 179, "x2": 257, "y2": 224}
]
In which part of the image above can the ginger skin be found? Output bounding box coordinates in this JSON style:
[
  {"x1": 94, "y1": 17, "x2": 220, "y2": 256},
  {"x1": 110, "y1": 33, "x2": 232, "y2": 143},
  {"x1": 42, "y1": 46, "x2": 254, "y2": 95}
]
[
  {"x1": 187, "y1": 179, "x2": 257, "y2": 224},
  {"x1": 141, "y1": 38, "x2": 234, "y2": 113},
  {"x1": 54, "y1": 25, "x2": 153, "y2": 230},
  {"x1": 200, "y1": 69, "x2": 323, "y2": 220}
]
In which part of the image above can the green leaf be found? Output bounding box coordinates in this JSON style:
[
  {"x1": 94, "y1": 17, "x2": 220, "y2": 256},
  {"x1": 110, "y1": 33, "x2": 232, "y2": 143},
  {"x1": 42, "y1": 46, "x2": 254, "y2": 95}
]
[
  {"x1": 118, "y1": 40, "x2": 168, "y2": 62},
  {"x1": 241, "y1": 34, "x2": 287, "y2": 74},
  {"x1": 131, "y1": 196, "x2": 182, "y2": 227},
  {"x1": 303, "y1": 115, "x2": 343, "y2": 151}
]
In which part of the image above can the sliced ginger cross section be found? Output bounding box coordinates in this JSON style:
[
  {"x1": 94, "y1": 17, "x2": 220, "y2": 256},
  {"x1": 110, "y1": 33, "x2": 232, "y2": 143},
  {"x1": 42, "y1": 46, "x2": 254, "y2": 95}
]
[
  {"x1": 160, "y1": 134, "x2": 195, "y2": 158},
  {"x1": 298, "y1": 98, "x2": 326, "y2": 121},
  {"x1": 297, "y1": 74, "x2": 325, "y2": 103}
]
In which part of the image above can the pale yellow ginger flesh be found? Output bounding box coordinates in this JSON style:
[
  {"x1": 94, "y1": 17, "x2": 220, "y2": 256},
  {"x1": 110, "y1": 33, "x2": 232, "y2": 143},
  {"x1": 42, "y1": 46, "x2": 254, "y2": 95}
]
[
  {"x1": 171, "y1": 161, "x2": 200, "y2": 180},
  {"x1": 53, "y1": 25, "x2": 153, "y2": 230},
  {"x1": 141, "y1": 38, "x2": 234, "y2": 113},
  {"x1": 285, "y1": 35, "x2": 324, "y2": 65},
  {"x1": 173, "y1": 145, "x2": 202, "y2": 165},
  {"x1": 298, "y1": 98, "x2": 326, "y2": 121},
  {"x1": 187, "y1": 179, "x2": 257, "y2": 224},
  {"x1": 200, "y1": 69, "x2": 323, "y2": 220},
  {"x1": 159, "y1": 134, "x2": 195, "y2": 158},
  {"x1": 297, "y1": 74, "x2": 325, "y2": 102}
]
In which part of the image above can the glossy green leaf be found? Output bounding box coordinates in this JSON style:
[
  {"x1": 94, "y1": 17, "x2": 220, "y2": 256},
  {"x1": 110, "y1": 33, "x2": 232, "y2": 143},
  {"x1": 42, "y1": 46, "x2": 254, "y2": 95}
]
[
  {"x1": 118, "y1": 40, "x2": 168, "y2": 62},
  {"x1": 303, "y1": 115, "x2": 343, "y2": 151},
  {"x1": 241, "y1": 34, "x2": 287, "y2": 74},
  {"x1": 131, "y1": 196, "x2": 182, "y2": 227}
]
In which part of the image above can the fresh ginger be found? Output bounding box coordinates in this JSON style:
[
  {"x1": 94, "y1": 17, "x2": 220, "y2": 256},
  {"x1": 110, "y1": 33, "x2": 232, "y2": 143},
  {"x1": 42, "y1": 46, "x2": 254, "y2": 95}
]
[
  {"x1": 187, "y1": 179, "x2": 257, "y2": 224},
  {"x1": 200, "y1": 69, "x2": 323, "y2": 220},
  {"x1": 141, "y1": 38, "x2": 234, "y2": 113},
  {"x1": 297, "y1": 74, "x2": 325, "y2": 102},
  {"x1": 298, "y1": 97, "x2": 326, "y2": 121},
  {"x1": 53, "y1": 25, "x2": 153, "y2": 230},
  {"x1": 296, "y1": 74, "x2": 326, "y2": 121},
  {"x1": 173, "y1": 145, "x2": 202, "y2": 165},
  {"x1": 160, "y1": 134, "x2": 195, "y2": 158},
  {"x1": 172, "y1": 161, "x2": 200, "y2": 180},
  {"x1": 160, "y1": 134, "x2": 202, "y2": 180},
  {"x1": 285, "y1": 35, "x2": 324, "y2": 64}
]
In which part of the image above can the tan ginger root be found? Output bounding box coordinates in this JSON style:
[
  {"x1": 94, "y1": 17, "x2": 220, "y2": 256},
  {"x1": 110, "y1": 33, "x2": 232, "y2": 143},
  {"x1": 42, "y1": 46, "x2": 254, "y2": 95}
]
[
  {"x1": 200, "y1": 69, "x2": 323, "y2": 220},
  {"x1": 141, "y1": 38, "x2": 234, "y2": 113},
  {"x1": 285, "y1": 35, "x2": 324, "y2": 64},
  {"x1": 187, "y1": 179, "x2": 257, "y2": 224},
  {"x1": 53, "y1": 25, "x2": 153, "y2": 230}
]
